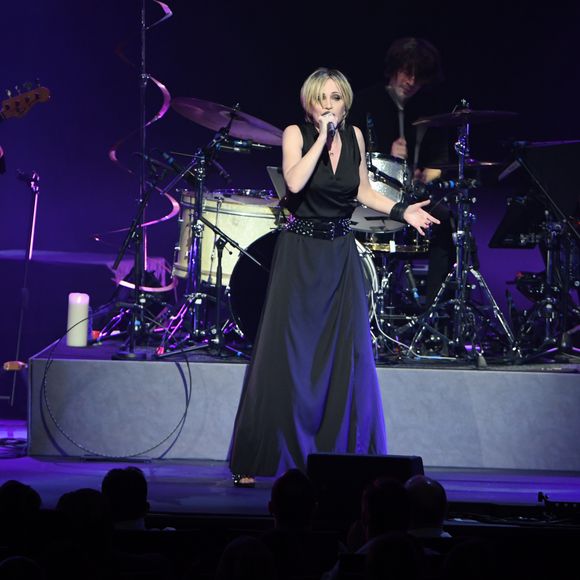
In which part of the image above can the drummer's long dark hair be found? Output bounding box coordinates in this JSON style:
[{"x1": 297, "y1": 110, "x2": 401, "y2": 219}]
[{"x1": 384, "y1": 37, "x2": 443, "y2": 86}]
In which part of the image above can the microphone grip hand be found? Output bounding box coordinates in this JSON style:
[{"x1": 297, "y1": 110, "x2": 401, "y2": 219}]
[{"x1": 321, "y1": 112, "x2": 336, "y2": 138}]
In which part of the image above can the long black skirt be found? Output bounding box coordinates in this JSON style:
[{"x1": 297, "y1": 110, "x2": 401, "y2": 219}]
[{"x1": 228, "y1": 230, "x2": 387, "y2": 477}]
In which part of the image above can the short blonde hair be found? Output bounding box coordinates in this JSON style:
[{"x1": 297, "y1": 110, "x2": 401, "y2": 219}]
[{"x1": 300, "y1": 67, "x2": 353, "y2": 125}]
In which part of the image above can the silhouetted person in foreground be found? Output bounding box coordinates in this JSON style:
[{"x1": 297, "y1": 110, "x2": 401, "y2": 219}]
[
  {"x1": 323, "y1": 476, "x2": 413, "y2": 579},
  {"x1": 261, "y1": 469, "x2": 339, "y2": 579},
  {"x1": 0, "y1": 555, "x2": 45, "y2": 579},
  {"x1": 101, "y1": 466, "x2": 150, "y2": 531},
  {"x1": 405, "y1": 474, "x2": 451, "y2": 539},
  {"x1": 365, "y1": 531, "x2": 424, "y2": 580},
  {"x1": 0, "y1": 480, "x2": 43, "y2": 557},
  {"x1": 215, "y1": 535, "x2": 278, "y2": 580}
]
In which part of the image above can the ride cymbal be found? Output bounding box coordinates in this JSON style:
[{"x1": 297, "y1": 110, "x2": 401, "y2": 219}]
[
  {"x1": 413, "y1": 109, "x2": 518, "y2": 128},
  {"x1": 427, "y1": 158, "x2": 506, "y2": 170},
  {"x1": 171, "y1": 96, "x2": 283, "y2": 146}
]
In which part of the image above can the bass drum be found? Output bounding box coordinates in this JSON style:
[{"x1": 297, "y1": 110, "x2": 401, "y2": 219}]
[{"x1": 228, "y1": 230, "x2": 378, "y2": 345}]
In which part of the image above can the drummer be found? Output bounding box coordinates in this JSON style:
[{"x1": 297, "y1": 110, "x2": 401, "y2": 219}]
[{"x1": 349, "y1": 37, "x2": 455, "y2": 306}]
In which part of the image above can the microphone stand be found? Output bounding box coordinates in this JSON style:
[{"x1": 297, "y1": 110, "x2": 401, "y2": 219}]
[
  {"x1": 1, "y1": 171, "x2": 39, "y2": 408},
  {"x1": 112, "y1": 0, "x2": 150, "y2": 361}
]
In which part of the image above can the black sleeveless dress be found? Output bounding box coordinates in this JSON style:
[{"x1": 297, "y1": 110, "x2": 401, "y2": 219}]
[{"x1": 228, "y1": 123, "x2": 387, "y2": 477}]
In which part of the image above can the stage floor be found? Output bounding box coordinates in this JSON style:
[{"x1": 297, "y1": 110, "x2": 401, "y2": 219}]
[{"x1": 2, "y1": 419, "x2": 580, "y2": 533}]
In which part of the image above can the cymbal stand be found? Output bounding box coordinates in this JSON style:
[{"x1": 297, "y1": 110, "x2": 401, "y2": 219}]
[
  {"x1": 153, "y1": 147, "x2": 210, "y2": 355},
  {"x1": 156, "y1": 214, "x2": 262, "y2": 358},
  {"x1": 155, "y1": 111, "x2": 254, "y2": 357},
  {"x1": 407, "y1": 101, "x2": 516, "y2": 365}
]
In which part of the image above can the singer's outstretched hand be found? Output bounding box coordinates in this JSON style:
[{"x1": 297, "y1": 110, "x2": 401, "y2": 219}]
[{"x1": 403, "y1": 199, "x2": 440, "y2": 236}]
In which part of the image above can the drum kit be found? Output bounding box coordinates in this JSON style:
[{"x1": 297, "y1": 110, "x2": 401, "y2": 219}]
[{"x1": 147, "y1": 95, "x2": 525, "y2": 364}]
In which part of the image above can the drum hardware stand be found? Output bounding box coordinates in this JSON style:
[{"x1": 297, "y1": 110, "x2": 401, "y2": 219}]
[
  {"x1": 152, "y1": 147, "x2": 211, "y2": 356},
  {"x1": 156, "y1": 215, "x2": 262, "y2": 359},
  {"x1": 406, "y1": 101, "x2": 517, "y2": 365},
  {"x1": 371, "y1": 251, "x2": 422, "y2": 360},
  {"x1": 156, "y1": 108, "x2": 267, "y2": 357},
  {"x1": 110, "y1": 150, "x2": 194, "y2": 358},
  {"x1": 513, "y1": 216, "x2": 579, "y2": 363},
  {"x1": 508, "y1": 145, "x2": 580, "y2": 363}
]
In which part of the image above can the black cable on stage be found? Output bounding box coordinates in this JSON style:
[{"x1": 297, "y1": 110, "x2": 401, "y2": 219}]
[{"x1": 40, "y1": 305, "x2": 194, "y2": 460}]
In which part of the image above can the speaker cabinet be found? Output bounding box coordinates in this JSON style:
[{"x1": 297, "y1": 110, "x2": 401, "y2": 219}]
[{"x1": 306, "y1": 452, "x2": 424, "y2": 522}]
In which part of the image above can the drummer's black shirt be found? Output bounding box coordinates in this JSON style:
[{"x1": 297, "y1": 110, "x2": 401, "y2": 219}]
[{"x1": 349, "y1": 82, "x2": 450, "y2": 169}]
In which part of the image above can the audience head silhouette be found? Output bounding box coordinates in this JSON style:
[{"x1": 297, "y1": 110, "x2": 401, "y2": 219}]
[
  {"x1": 101, "y1": 466, "x2": 149, "y2": 525},
  {"x1": 365, "y1": 531, "x2": 424, "y2": 580},
  {"x1": 215, "y1": 535, "x2": 277, "y2": 580},
  {"x1": 405, "y1": 474, "x2": 448, "y2": 531},
  {"x1": 268, "y1": 468, "x2": 316, "y2": 529},
  {"x1": 0, "y1": 480, "x2": 42, "y2": 520},
  {"x1": 361, "y1": 476, "x2": 410, "y2": 541}
]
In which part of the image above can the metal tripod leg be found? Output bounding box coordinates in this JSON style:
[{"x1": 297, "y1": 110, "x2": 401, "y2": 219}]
[
  {"x1": 470, "y1": 268, "x2": 516, "y2": 344},
  {"x1": 408, "y1": 264, "x2": 517, "y2": 361}
]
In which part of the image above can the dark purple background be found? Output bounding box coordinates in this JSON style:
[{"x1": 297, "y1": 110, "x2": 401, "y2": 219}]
[{"x1": 1, "y1": 1, "x2": 579, "y2": 416}]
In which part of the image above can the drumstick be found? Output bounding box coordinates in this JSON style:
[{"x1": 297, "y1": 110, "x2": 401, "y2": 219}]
[{"x1": 398, "y1": 108, "x2": 405, "y2": 140}]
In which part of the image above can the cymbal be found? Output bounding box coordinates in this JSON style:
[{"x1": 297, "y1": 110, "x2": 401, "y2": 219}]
[
  {"x1": 413, "y1": 108, "x2": 517, "y2": 128},
  {"x1": 171, "y1": 97, "x2": 283, "y2": 146},
  {"x1": 428, "y1": 158, "x2": 506, "y2": 170}
]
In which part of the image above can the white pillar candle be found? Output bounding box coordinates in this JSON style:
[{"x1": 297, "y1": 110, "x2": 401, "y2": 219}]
[{"x1": 66, "y1": 292, "x2": 90, "y2": 347}]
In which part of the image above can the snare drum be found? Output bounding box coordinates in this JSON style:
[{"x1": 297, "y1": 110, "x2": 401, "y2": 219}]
[
  {"x1": 201, "y1": 189, "x2": 279, "y2": 286},
  {"x1": 228, "y1": 231, "x2": 378, "y2": 344},
  {"x1": 351, "y1": 153, "x2": 408, "y2": 234},
  {"x1": 363, "y1": 226, "x2": 430, "y2": 256}
]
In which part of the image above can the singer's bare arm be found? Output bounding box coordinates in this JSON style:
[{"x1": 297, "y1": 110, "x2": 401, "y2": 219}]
[{"x1": 354, "y1": 126, "x2": 440, "y2": 236}]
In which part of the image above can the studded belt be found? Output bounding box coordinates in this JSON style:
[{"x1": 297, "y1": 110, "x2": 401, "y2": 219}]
[{"x1": 285, "y1": 216, "x2": 351, "y2": 240}]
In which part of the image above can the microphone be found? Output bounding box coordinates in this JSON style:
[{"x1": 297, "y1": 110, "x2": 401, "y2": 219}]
[
  {"x1": 17, "y1": 170, "x2": 39, "y2": 184},
  {"x1": 161, "y1": 151, "x2": 197, "y2": 186},
  {"x1": 217, "y1": 138, "x2": 271, "y2": 154},
  {"x1": 403, "y1": 263, "x2": 420, "y2": 303},
  {"x1": 211, "y1": 159, "x2": 231, "y2": 183},
  {"x1": 134, "y1": 152, "x2": 172, "y2": 175},
  {"x1": 327, "y1": 122, "x2": 336, "y2": 138}
]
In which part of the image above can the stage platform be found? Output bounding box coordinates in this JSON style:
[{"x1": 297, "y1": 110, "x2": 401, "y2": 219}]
[
  {"x1": 27, "y1": 339, "x2": 580, "y2": 472},
  {"x1": 3, "y1": 420, "x2": 580, "y2": 540}
]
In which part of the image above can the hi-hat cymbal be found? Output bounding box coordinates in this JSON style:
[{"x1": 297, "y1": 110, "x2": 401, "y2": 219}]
[
  {"x1": 171, "y1": 96, "x2": 283, "y2": 146},
  {"x1": 428, "y1": 158, "x2": 506, "y2": 170},
  {"x1": 413, "y1": 108, "x2": 518, "y2": 128}
]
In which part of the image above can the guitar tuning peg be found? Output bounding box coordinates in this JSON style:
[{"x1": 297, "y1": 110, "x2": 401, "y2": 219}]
[
  {"x1": 23, "y1": 81, "x2": 33, "y2": 91},
  {"x1": 35, "y1": 78, "x2": 41, "y2": 87},
  {"x1": 5, "y1": 89, "x2": 12, "y2": 98},
  {"x1": 14, "y1": 85, "x2": 21, "y2": 94}
]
